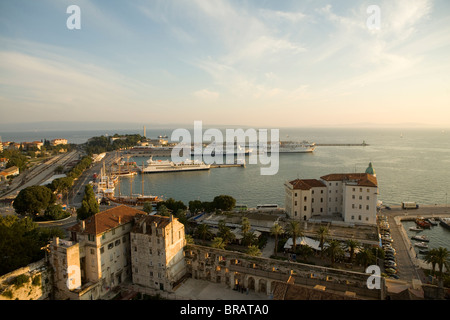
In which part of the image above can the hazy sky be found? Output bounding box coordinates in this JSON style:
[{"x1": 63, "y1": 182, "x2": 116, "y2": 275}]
[{"x1": 1, "y1": 0, "x2": 449, "y2": 129}]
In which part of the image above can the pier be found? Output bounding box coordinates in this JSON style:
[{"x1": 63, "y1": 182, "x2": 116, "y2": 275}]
[{"x1": 210, "y1": 163, "x2": 245, "y2": 168}]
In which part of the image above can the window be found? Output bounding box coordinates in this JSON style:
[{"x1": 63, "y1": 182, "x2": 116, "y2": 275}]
[
  {"x1": 359, "y1": 196, "x2": 362, "y2": 200},
  {"x1": 321, "y1": 190, "x2": 324, "y2": 194},
  {"x1": 367, "y1": 196, "x2": 370, "y2": 200},
  {"x1": 358, "y1": 215, "x2": 362, "y2": 220},
  {"x1": 295, "y1": 201, "x2": 297, "y2": 206},
  {"x1": 312, "y1": 208, "x2": 314, "y2": 213},
  {"x1": 360, "y1": 188, "x2": 363, "y2": 192},
  {"x1": 312, "y1": 198, "x2": 314, "y2": 203},
  {"x1": 88, "y1": 234, "x2": 95, "y2": 242},
  {"x1": 149, "y1": 248, "x2": 152, "y2": 255},
  {"x1": 304, "y1": 196, "x2": 307, "y2": 201},
  {"x1": 150, "y1": 271, "x2": 153, "y2": 278},
  {"x1": 312, "y1": 190, "x2": 315, "y2": 194},
  {"x1": 294, "y1": 211, "x2": 297, "y2": 216},
  {"x1": 352, "y1": 195, "x2": 355, "y2": 199},
  {"x1": 108, "y1": 243, "x2": 114, "y2": 250},
  {"x1": 115, "y1": 239, "x2": 121, "y2": 246},
  {"x1": 295, "y1": 193, "x2": 297, "y2": 197},
  {"x1": 320, "y1": 208, "x2": 323, "y2": 213},
  {"x1": 367, "y1": 189, "x2": 370, "y2": 193},
  {"x1": 359, "y1": 204, "x2": 362, "y2": 209},
  {"x1": 100, "y1": 247, "x2": 104, "y2": 254},
  {"x1": 351, "y1": 215, "x2": 354, "y2": 220},
  {"x1": 336, "y1": 183, "x2": 338, "y2": 186},
  {"x1": 352, "y1": 204, "x2": 355, "y2": 209},
  {"x1": 352, "y1": 188, "x2": 355, "y2": 192},
  {"x1": 366, "y1": 205, "x2": 370, "y2": 210},
  {"x1": 122, "y1": 236, "x2": 127, "y2": 243},
  {"x1": 304, "y1": 206, "x2": 307, "y2": 211},
  {"x1": 320, "y1": 198, "x2": 323, "y2": 203},
  {"x1": 90, "y1": 248, "x2": 95, "y2": 255}
]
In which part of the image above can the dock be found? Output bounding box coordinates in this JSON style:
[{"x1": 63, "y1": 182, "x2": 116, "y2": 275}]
[
  {"x1": 316, "y1": 142, "x2": 369, "y2": 147},
  {"x1": 210, "y1": 163, "x2": 245, "y2": 168}
]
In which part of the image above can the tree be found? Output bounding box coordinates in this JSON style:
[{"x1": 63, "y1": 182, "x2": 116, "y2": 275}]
[
  {"x1": 286, "y1": 220, "x2": 302, "y2": 252},
  {"x1": 195, "y1": 224, "x2": 212, "y2": 241},
  {"x1": 316, "y1": 226, "x2": 329, "y2": 256},
  {"x1": 241, "y1": 217, "x2": 251, "y2": 236},
  {"x1": 212, "y1": 237, "x2": 226, "y2": 250},
  {"x1": 297, "y1": 245, "x2": 314, "y2": 262},
  {"x1": 324, "y1": 240, "x2": 345, "y2": 267},
  {"x1": 270, "y1": 223, "x2": 284, "y2": 256},
  {"x1": 345, "y1": 239, "x2": 360, "y2": 263},
  {"x1": 157, "y1": 205, "x2": 170, "y2": 217},
  {"x1": 356, "y1": 248, "x2": 376, "y2": 269},
  {"x1": 212, "y1": 195, "x2": 236, "y2": 212},
  {"x1": 188, "y1": 200, "x2": 203, "y2": 214},
  {"x1": 432, "y1": 247, "x2": 450, "y2": 287},
  {"x1": 247, "y1": 245, "x2": 262, "y2": 257},
  {"x1": 44, "y1": 204, "x2": 70, "y2": 221},
  {"x1": 242, "y1": 232, "x2": 258, "y2": 247},
  {"x1": 0, "y1": 215, "x2": 64, "y2": 276},
  {"x1": 185, "y1": 234, "x2": 194, "y2": 245},
  {"x1": 13, "y1": 185, "x2": 56, "y2": 217},
  {"x1": 76, "y1": 184, "x2": 99, "y2": 220},
  {"x1": 218, "y1": 220, "x2": 235, "y2": 244},
  {"x1": 142, "y1": 202, "x2": 155, "y2": 214}
]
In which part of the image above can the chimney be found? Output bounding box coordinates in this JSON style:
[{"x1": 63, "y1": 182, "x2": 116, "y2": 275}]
[
  {"x1": 81, "y1": 220, "x2": 85, "y2": 231},
  {"x1": 54, "y1": 236, "x2": 59, "y2": 246},
  {"x1": 118, "y1": 216, "x2": 122, "y2": 224},
  {"x1": 142, "y1": 222, "x2": 146, "y2": 234}
]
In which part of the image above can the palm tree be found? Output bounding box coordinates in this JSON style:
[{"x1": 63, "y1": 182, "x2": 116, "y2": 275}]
[
  {"x1": 212, "y1": 237, "x2": 226, "y2": 250},
  {"x1": 316, "y1": 226, "x2": 329, "y2": 256},
  {"x1": 185, "y1": 234, "x2": 194, "y2": 245},
  {"x1": 270, "y1": 223, "x2": 284, "y2": 256},
  {"x1": 345, "y1": 239, "x2": 360, "y2": 263},
  {"x1": 247, "y1": 245, "x2": 262, "y2": 257},
  {"x1": 424, "y1": 248, "x2": 439, "y2": 276},
  {"x1": 324, "y1": 240, "x2": 344, "y2": 267},
  {"x1": 241, "y1": 217, "x2": 251, "y2": 236},
  {"x1": 356, "y1": 248, "x2": 375, "y2": 270},
  {"x1": 434, "y1": 247, "x2": 450, "y2": 287},
  {"x1": 195, "y1": 224, "x2": 212, "y2": 241},
  {"x1": 286, "y1": 220, "x2": 303, "y2": 252},
  {"x1": 297, "y1": 245, "x2": 314, "y2": 262}
]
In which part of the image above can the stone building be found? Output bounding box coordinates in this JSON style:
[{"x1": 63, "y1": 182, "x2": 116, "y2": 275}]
[
  {"x1": 49, "y1": 205, "x2": 146, "y2": 299},
  {"x1": 130, "y1": 214, "x2": 186, "y2": 292},
  {"x1": 285, "y1": 163, "x2": 379, "y2": 225}
]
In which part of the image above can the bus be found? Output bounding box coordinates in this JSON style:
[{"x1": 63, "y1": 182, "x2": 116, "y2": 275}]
[{"x1": 256, "y1": 204, "x2": 279, "y2": 211}]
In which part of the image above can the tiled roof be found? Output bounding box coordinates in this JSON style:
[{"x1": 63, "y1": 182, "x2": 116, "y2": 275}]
[
  {"x1": 289, "y1": 179, "x2": 326, "y2": 190},
  {"x1": 320, "y1": 173, "x2": 378, "y2": 187},
  {"x1": 69, "y1": 205, "x2": 146, "y2": 235}
]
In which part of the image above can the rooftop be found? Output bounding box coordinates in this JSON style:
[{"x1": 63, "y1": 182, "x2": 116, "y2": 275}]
[
  {"x1": 69, "y1": 205, "x2": 146, "y2": 235},
  {"x1": 288, "y1": 179, "x2": 326, "y2": 190},
  {"x1": 320, "y1": 173, "x2": 378, "y2": 187}
]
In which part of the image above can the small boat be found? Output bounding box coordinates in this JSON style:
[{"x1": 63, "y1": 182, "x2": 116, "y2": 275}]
[
  {"x1": 411, "y1": 235, "x2": 429, "y2": 242},
  {"x1": 415, "y1": 219, "x2": 431, "y2": 229},
  {"x1": 414, "y1": 242, "x2": 428, "y2": 249},
  {"x1": 439, "y1": 217, "x2": 450, "y2": 230},
  {"x1": 426, "y1": 218, "x2": 438, "y2": 226},
  {"x1": 419, "y1": 249, "x2": 429, "y2": 255},
  {"x1": 409, "y1": 226, "x2": 423, "y2": 232}
]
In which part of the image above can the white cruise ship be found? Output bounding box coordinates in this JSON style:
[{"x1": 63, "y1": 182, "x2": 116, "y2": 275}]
[
  {"x1": 140, "y1": 157, "x2": 211, "y2": 173},
  {"x1": 257, "y1": 141, "x2": 316, "y2": 153}
]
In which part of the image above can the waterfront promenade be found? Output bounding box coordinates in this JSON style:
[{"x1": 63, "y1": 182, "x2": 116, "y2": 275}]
[{"x1": 382, "y1": 205, "x2": 450, "y2": 283}]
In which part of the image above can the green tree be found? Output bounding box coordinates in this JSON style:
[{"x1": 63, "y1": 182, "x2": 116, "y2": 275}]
[
  {"x1": 324, "y1": 240, "x2": 345, "y2": 267},
  {"x1": 345, "y1": 239, "x2": 360, "y2": 263},
  {"x1": 195, "y1": 224, "x2": 212, "y2": 241},
  {"x1": 356, "y1": 248, "x2": 376, "y2": 269},
  {"x1": 0, "y1": 216, "x2": 64, "y2": 275},
  {"x1": 188, "y1": 200, "x2": 203, "y2": 214},
  {"x1": 212, "y1": 237, "x2": 226, "y2": 250},
  {"x1": 431, "y1": 247, "x2": 450, "y2": 287},
  {"x1": 286, "y1": 220, "x2": 303, "y2": 252},
  {"x1": 270, "y1": 223, "x2": 284, "y2": 256},
  {"x1": 246, "y1": 245, "x2": 262, "y2": 257},
  {"x1": 297, "y1": 245, "x2": 314, "y2": 262},
  {"x1": 44, "y1": 204, "x2": 69, "y2": 221},
  {"x1": 212, "y1": 195, "x2": 236, "y2": 211},
  {"x1": 157, "y1": 205, "x2": 170, "y2": 217},
  {"x1": 218, "y1": 220, "x2": 235, "y2": 244},
  {"x1": 13, "y1": 185, "x2": 56, "y2": 217},
  {"x1": 316, "y1": 226, "x2": 329, "y2": 256},
  {"x1": 76, "y1": 184, "x2": 99, "y2": 220}
]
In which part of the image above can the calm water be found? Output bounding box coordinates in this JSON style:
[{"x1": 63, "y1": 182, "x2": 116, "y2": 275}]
[
  {"x1": 402, "y1": 220, "x2": 450, "y2": 254},
  {"x1": 3, "y1": 127, "x2": 450, "y2": 208}
]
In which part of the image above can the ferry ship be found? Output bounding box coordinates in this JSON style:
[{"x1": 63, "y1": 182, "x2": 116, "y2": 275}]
[
  {"x1": 140, "y1": 157, "x2": 211, "y2": 174},
  {"x1": 439, "y1": 217, "x2": 450, "y2": 230},
  {"x1": 256, "y1": 141, "x2": 316, "y2": 153}
]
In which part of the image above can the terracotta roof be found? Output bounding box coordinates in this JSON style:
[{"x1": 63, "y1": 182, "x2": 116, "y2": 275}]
[
  {"x1": 131, "y1": 214, "x2": 175, "y2": 235},
  {"x1": 320, "y1": 173, "x2": 378, "y2": 187},
  {"x1": 69, "y1": 205, "x2": 146, "y2": 235},
  {"x1": 289, "y1": 179, "x2": 326, "y2": 190}
]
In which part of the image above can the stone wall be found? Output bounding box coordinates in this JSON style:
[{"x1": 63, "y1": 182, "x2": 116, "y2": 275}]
[
  {"x1": 0, "y1": 259, "x2": 52, "y2": 300},
  {"x1": 185, "y1": 244, "x2": 385, "y2": 300}
]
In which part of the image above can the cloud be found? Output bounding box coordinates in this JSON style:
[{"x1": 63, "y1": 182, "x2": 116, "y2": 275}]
[{"x1": 193, "y1": 89, "x2": 220, "y2": 101}]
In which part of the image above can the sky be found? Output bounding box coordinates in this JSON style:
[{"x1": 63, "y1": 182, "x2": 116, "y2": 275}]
[{"x1": 1, "y1": 0, "x2": 450, "y2": 130}]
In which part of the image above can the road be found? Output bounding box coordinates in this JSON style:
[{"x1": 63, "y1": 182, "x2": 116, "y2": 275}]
[
  {"x1": 0, "y1": 150, "x2": 80, "y2": 199},
  {"x1": 381, "y1": 205, "x2": 450, "y2": 283}
]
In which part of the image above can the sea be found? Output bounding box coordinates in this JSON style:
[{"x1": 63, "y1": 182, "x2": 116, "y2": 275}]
[{"x1": 2, "y1": 126, "x2": 450, "y2": 251}]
